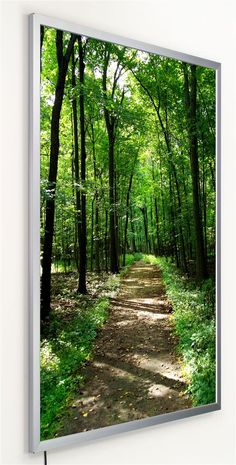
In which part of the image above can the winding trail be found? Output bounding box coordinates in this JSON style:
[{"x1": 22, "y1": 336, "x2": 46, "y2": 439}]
[{"x1": 60, "y1": 261, "x2": 191, "y2": 436}]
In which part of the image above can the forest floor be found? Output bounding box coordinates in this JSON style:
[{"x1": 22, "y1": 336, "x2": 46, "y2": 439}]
[{"x1": 59, "y1": 260, "x2": 192, "y2": 435}]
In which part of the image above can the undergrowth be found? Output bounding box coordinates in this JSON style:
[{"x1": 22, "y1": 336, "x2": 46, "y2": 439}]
[
  {"x1": 40, "y1": 297, "x2": 109, "y2": 440},
  {"x1": 40, "y1": 252, "x2": 141, "y2": 440},
  {"x1": 143, "y1": 254, "x2": 216, "y2": 406},
  {"x1": 41, "y1": 252, "x2": 215, "y2": 439},
  {"x1": 123, "y1": 252, "x2": 143, "y2": 269}
]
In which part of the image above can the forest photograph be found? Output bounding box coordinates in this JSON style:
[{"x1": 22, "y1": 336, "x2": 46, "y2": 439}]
[{"x1": 40, "y1": 24, "x2": 216, "y2": 441}]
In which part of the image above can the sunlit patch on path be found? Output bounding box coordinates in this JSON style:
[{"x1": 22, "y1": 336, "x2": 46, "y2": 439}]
[{"x1": 59, "y1": 261, "x2": 191, "y2": 436}]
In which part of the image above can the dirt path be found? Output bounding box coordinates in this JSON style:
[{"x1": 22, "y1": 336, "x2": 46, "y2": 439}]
[{"x1": 59, "y1": 261, "x2": 191, "y2": 436}]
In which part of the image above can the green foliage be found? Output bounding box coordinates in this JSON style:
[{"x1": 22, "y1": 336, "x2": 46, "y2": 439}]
[
  {"x1": 40, "y1": 28, "x2": 215, "y2": 277},
  {"x1": 40, "y1": 254, "x2": 140, "y2": 439},
  {"x1": 40, "y1": 297, "x2": 109, "y2": 439},
  {"x1": 40, "y1": 26, "x2": 216, "y2": 434},
  {"x1": 141, "y1": 254, "x2": 159, "y2": 265},
  {"x1": 123, "y1": 252, "x2": 143, "y2": 267},
  {"x1": 156, "y1": 256, "x2": 216, "y2": 406}
]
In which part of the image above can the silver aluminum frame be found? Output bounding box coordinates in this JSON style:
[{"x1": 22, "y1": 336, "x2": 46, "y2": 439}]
[{"x1": 29, "y1": 13, "x2": 221, "y2": 453}]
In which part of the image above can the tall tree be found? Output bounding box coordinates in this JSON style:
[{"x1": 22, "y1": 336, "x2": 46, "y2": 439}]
[
  {"x1": 130, "y1": 68, "x2": 188, "y2": 271},
  {"x1": 40, "y1": 25, "x2": 44, "y2": 72},
  {"x1": 77, "y1": 35, "x2": 87, "y2": 293},
  {"x1": 41, "y1": 31, "x2": 76, "y2": 319},
  {"x1": 40, "y1": 35, "x2": 215, "y2": 288},
  {"x1": 90, "y1": 122, "x2": 100, "y2": 272},
  {"x1": 102, "y1": 46, "x2": 124, "y2": 273},
  {"x1": 71, "y1": 45, "x2": 81, "y2": 272},
  {"x1": 122, "y1": 155, "x2": 137, "y2": 265},
  {"x1": 183, "y1": 63, "x2": 208, "y2": 279}
]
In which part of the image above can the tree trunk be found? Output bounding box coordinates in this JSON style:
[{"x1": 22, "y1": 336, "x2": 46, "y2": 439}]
[
  {"x1": 78, "y1": 35, "x2": 87, "y2": 293},
  {"x1": 94, "y1": 200, "x2": 100, "y2": 272},
  {"x1": 131, "y1": 71, "x2": 187, "y2": 270},
  {"x1": 162, "y1": 98, "x2": 188, "y2": 272},
  {"x1": 130, "y1": 207, "x2": 137, "y2": 253},
  {"x1": 123, "y1": 172, "x2": 134, "y2": 266},
  {"x1": 71, "y1": 47, "x2": 81, "y2": 272},
  {"x1": 108, "y1": 137, "x2": 119, "y2": 272},
  {"x1": 154, "y1": 197, "x2": 160, "y2": 255},
  {"x1": 41, "y1": 31, "x2": 76, "y2": 320},
  {"x1": 159, "y1": 155, "x2": 166, "y2": 255},
  {"x1": 183, "y1": 63, "x2": 207, "y2": 279},
  {"x1": 151, "y1": 159, "x2": 160, "y2": 255},
  {"x1": 71, "y1": 143, "x2": 79, "y2": 271},
  {"x1": 114, "y1": 168, "x2": 120, "y2": 268},
  {"x1": 140, "y1": 205, "x2": 149, "y2": 254},
  {"x1": 90, "y1": 196, "x2": 94, "y2": 271},
  {"x1": 202, "y1": 144, "x2": 208, "y2": 259},
  {"x1": 102, "y1": 49, "x2": 119, "y2": 273},
  {"x1": 169, "y1": 174, "x2": 179, "y2": 266},
  {"x1": 40, "y1": 26, "x2": 44, "y2": 73},
  {"x1": 105, "y1": 209, "x2": 108, "y2": 272},
  {"x1": 91, "y1": 123, "x2": 100, "y2": 273}
]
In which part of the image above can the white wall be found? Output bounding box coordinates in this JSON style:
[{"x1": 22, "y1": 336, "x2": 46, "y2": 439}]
[{"x1": 1, "y1": 1, "x2": 236, "y2": 464}]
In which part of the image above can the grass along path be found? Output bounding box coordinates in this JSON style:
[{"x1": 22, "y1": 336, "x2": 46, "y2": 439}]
[
  {"x1": 59, "y1": 260, "x2": 191, "y2": 436},
  {"x1": 40, "y1": 254, "x2": 140, "y2": 440},
  {"x1": 156, "y1": 256, "x2": 216, "y2": 405}
]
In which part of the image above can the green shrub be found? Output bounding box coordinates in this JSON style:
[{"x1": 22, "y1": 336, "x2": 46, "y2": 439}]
[
  {"x1": 40, "y1": 255, "x2": 139, "y2": 440},
  {"x1": 156, "y1": 257, "x2": 216, "y2": 406},
  {"x1": 122, "y1": 252, "x2": 143, "y2": 267},
  {"x1": 142, "y1": 254, "x2": 159, "y2": 265},
  {"x1": 40, "y1": 297, "x2": 109, "y2": 440}
]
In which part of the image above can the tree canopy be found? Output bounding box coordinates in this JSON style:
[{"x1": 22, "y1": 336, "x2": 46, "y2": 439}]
[{"x1": 40, "y1": 26, "x2": 215, "y2": 318}]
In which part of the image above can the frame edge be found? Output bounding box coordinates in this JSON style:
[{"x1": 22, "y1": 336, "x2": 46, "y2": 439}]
[
  {"x1": 29, "y1": 12, "x2": 222, "y2": 453},
  {"x1": 29, "y1": 12, "x2": 41, "y2": 454}
]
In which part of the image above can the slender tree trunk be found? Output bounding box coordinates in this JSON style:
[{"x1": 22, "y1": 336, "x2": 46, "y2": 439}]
[
  {"x1": 173, "y1": 169, "x2": 188, "y2": 272},
  {"x1": 154, "y1": 198, "x2": 160, "y2": 255},
  {"x1": 41, "y1": 32, "x2": 76, "y2": 320},
  {"x1": 94, "y1": 201, "x2": 100, "y2": 272},
  {"x1": 91, "y1": 123, "x2": 100, "y2": 272},
  {"x1": 202, "y1": 144, "x2": 208, "y2": 259},
  {"x1": 123, "y1": 172, "x2": 134, "y2": 266},
  {"x1": 108, "y1": 137, "x2": 119, "y2": 272},
  {"x1": 159, "y1": 156, "x2": 166, "y2": 255},
  {"x1": 105, "y1": 209, "x2": 108, "y2": 272},
  {"x1": 70, "y1": 125, "x2": 79, "y2": 271},
  {"x1": 71, "y1": 47, "x2": 81, "y2": 272},
  {"x1": 151, "y1": 161, "x2": 160, "y2": 255},
  {"x1": 78, "y1": 35, "x2": 87, "y2": 293},
  {"x1": 140, "y1": 206, "x2": 149, "y2": 253},
  {"x1": 61, "y1": 215, "x2": 67, "y2": 273},
  {"x1": 130, "y1": 207, "x2": 137, "y2": 253},
  {"x1": 107, "y1": 134, "x2": 118, "y2": 272},
  {"x1": 114, "y1": 168, "x2": 120, "y2": 268},
  {"x1": 90, "y1": 196, "x2": 94, "y2": 271},
  {"x1": 169, "y1": 174, "x2": 179, "y2": 266},
  {"x1": 130, "y1": 71, "x2": 187, "y2": 269},
  {"x1": 40, "y1": 26, "x2": 44, "y2": 73},
  {"x1": 150, "y1": 203, "x2": 154, "y2": 254},
  {"x1": 102, "y1": 48, "x2": 120, "y2": 273},
  {"x1": 163, "y1": 101, "x2": 187, "y2": 272},
  {"x1": 183, "y1": 63, "x2": 207, "y2": 279},
  {"x1": 146, "y1": 207, "x2": 152, "y2": 253}
]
